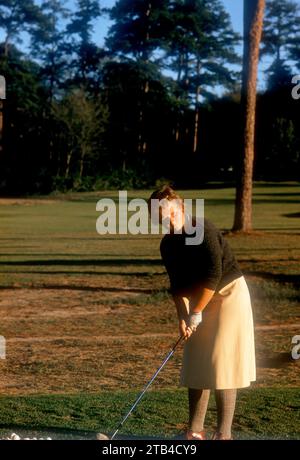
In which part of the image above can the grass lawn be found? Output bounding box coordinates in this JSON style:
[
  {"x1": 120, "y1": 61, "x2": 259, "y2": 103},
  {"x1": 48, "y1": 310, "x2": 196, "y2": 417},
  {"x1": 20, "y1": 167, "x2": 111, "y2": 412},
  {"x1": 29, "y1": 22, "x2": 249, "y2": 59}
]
[
  {"x1": 0, "y1": 389, "x2": 299, "y2": 439},
  {"x1": 0, "y1": 183, "x2": 299, "y2": 438}
]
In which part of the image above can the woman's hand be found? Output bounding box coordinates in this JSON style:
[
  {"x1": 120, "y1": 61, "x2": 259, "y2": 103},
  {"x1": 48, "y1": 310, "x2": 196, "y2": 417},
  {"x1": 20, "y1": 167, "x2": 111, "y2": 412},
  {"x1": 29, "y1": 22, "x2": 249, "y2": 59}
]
[{"x1": 179, "y1": 319, "x2": 194, "y2": 340}]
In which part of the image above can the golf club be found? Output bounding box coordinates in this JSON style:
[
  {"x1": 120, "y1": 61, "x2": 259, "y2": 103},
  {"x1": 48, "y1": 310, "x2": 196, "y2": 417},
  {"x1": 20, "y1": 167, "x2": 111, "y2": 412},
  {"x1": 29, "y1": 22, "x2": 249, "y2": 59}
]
[{"x1": 97, "y1": 335, "x2": 184, "y2": 440}]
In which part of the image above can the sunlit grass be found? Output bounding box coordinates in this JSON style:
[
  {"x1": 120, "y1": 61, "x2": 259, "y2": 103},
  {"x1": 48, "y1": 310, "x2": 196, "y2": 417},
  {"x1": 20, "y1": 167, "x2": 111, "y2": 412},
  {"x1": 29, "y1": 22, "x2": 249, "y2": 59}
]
[{"x1": 0, "y1": 183, "x2": 299, "y2": 436}]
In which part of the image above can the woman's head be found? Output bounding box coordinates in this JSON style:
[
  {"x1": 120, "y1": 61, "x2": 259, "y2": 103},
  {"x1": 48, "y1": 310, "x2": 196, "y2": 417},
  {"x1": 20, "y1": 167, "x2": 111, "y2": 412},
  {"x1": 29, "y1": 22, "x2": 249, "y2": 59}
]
[
  {"x1": 148, "y1": 185, "x2": 180, "y2": 203},
  {"x1": 148, "y1": 185, "x2": 185, "y2": 231}
]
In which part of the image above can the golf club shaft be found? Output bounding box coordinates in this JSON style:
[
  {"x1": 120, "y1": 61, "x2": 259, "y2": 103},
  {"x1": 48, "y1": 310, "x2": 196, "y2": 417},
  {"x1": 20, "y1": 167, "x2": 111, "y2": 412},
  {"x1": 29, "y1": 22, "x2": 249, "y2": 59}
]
[{"x1": 110, "y1": 335, "x2": 184, "y2": 440}]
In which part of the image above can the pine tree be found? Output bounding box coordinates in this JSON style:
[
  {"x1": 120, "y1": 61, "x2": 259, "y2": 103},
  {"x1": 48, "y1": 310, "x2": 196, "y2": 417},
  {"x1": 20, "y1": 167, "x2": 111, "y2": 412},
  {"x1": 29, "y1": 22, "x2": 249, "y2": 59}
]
[
  {"x1": 164, "y1": 0, "x2": 240, "y2": 153},
  {"x1": 233, "y1": 0, "x2": 265, "y2": 232},
  {"x1": 66, "y1": 0, "x2": 104, "y2": 88},
  {"x1": 0, "y1": 44, "x2": 51, "y2": 192},
  {"x1": 106, "y1": 0, "x2": 240, "y2": 162},
  {"x1": 0, "y1": 0, "x2": 43, "y2": 56},
  {"x1": 106, "y1": 0, "x2": 169, "y2": 62},
  {"x1": 261, "y1": 0, "x2": 300, "y2": 90},
  {"x1": 106, "y1": 0, "x2": 170, "y2": 157},
  {"x1": 29, "y1": 0, "x2": 70, "y2": 101}
]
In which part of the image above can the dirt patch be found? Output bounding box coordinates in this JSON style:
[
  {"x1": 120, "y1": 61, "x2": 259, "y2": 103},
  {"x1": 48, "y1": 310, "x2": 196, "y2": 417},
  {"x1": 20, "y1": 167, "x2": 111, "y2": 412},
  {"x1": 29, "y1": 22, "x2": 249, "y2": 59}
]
[
  {"x1": 256, "y1": 323, "x2": 300, "y2": 331},
  {"x1": 0, "y1": 198, "x2": 57, "y2": 206},
  {"x1": 0, "y1": 283, "x2": 299, "y2": 394}
]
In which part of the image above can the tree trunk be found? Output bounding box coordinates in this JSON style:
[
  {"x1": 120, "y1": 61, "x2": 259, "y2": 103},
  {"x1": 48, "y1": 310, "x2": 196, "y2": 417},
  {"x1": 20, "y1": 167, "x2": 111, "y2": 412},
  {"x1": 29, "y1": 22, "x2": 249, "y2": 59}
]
[
  {"x1": 65, "y1": 150, "x2": 73, "y2": 178},
  {"x1": 4, "y1": 36, "x2": 10, "y2": 57},
  {"x1": 79, "y1": 153, "x2": 85, "y2": 179},
  {"x1": 174, "y1": 53, "x2": 184, "y2": 144},
  {"x1": 177, "y1": 53, "x2": 184, "y2": 83},
  {"x1": 137, "y1": 79, "x2": 149, "y2": 155},
  {"x1": 233, "y1": 0, "x2": 265, "y2": 232},
  {"x1": 0, "y1": 100, "x2": 3, "y2": 155},
  {"x1": 137, "y1": 3, "x2": 151, "y2": 155},
  {"x1": 193, "y1": 59, "x2": 201, "y2": 154}
]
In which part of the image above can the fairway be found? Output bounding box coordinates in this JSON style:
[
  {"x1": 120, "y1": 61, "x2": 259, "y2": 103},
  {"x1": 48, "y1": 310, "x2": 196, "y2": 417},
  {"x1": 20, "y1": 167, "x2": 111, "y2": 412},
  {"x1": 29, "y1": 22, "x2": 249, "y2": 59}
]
[{"x1": 0, "y1": 183, "x2": 299, "y2": 438}]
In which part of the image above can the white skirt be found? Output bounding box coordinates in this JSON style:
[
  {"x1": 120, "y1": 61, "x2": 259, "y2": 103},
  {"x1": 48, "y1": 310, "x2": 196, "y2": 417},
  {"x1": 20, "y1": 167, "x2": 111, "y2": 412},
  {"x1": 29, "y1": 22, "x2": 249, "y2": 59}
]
[{"x1": 180, "y1": 276, "x2": 256, "y2": 390}]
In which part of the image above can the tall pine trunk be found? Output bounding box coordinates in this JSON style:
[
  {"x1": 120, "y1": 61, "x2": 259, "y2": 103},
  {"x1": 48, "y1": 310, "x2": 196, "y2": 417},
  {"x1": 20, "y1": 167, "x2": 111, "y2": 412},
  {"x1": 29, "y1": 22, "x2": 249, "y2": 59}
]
[
  {"x1": 233, "y1": 0, "x2": 265, "y2": 232},
  {"x1": 4, "y1": 35, "x2": 10, "y2": 57},
  {"x1": 174, "y1": 53, "x2": 184, "y2": 144},
  {"x1": 79, "y1": 145, "x2": 87, "y2": 179},
  {"x1": 193, "y1": 59, "x2": 201, "y2": 154},
  {"x1": 65, "y1": 150, "x2": 73, "y2": 178},
  {"x1": 0, "y1": 100, "x2": 3, "y2": 155},
  {"x1": 137, "y1": 80, "x2": 149, "y2": 155},
  {"x1": 137, "y1": 2, "x2": 152, "y2": 156}
]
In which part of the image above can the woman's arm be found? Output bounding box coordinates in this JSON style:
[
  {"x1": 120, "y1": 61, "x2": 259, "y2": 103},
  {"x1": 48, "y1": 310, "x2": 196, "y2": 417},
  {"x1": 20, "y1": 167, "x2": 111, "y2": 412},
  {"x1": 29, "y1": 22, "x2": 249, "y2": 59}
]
[
  {"x1": 178, "y1": 287, "x2": 215, "y2": 337},
  {"x1": 172, "y1": 288, "x2": 215, "y2": 339},
  {"x1": 172, "y1": 294, "x2": 188, "y2": 321},
  {"x1": 172, "y1": 294, "x2": 193, "y2": 340},
  {"x1": 190, "y1": 286, "x2": 215, "y2": 313},
  {"x1": 184, "y1": 286, "x2": 215, "y2": 334}
]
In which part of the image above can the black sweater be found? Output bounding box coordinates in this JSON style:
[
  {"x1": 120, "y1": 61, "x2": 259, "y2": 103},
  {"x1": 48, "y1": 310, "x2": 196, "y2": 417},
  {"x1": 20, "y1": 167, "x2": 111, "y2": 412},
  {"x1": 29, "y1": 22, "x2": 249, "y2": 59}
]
[{"x1": 160, "y1": 217, "x2": 242, "y2": 296}]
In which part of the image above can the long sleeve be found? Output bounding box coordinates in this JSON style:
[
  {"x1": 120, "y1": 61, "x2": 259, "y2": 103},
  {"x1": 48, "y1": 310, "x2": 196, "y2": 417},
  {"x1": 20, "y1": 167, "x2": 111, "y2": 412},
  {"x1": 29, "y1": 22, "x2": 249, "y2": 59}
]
[
  {"x1": 160, "y1": 219, "x2": 242, "y2": 296},
  {"x1": 199, "y1": 229, "x2": 223, "y2": 290}
]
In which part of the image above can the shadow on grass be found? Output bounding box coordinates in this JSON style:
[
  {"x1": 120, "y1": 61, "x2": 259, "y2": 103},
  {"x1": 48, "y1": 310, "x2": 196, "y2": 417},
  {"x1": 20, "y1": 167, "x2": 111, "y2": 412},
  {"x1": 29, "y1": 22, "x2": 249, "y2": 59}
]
[
  {"x1": 0, "y1": 236, "x2": 160, "y2": 241},
  {"x1": 253, "y1": 192, "x2": 300, "y2": 197},
  {"x1": 282, "y1": 212, "x2": 300, "y2": 218},
  {"x1": 245, "y1": 271, "x2": 300, "y2": 287},
  {"x1": 0, "y1": 258, "x2": 163, "y2": 267},
  {"x1": 253, "y1": 199, "x2": 299, "y2": 204},
  {"x1": 0, "y1": 283, "x2": 164, "y2": 294},
  {"x1": 0, "y1": 270, "x2": 164, "y2": 277},
  {"x1": 257, "y1": 352, "x2": 295, "y2": 369}
]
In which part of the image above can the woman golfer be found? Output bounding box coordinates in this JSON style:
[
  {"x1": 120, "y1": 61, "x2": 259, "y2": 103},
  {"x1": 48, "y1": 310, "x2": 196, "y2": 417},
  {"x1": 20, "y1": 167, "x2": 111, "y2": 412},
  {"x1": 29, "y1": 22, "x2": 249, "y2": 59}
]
[{"x1": 148, "y1": 186, "x2": 256, "y2": 440}]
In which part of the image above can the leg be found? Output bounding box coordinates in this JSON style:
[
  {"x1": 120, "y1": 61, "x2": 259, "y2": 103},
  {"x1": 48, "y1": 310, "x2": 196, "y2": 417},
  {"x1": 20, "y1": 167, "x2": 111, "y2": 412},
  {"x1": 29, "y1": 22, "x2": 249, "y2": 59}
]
[
  {"x1": 214, "y1": 389, "x2": 237, "y2": 439},
  {"x1": 188, "y1": 388, "x2": 210, "y2": 432}
]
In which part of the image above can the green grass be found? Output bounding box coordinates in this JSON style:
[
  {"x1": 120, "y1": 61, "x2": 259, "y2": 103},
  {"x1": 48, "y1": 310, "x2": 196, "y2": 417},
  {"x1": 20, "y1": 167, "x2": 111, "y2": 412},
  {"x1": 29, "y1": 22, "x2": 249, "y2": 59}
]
[
  {"x1": 0, "y1": 389, "x2": 299, "y2": 439},
  {"x1": 0, "y1": 183, "x2": 299, "y2": 436}
]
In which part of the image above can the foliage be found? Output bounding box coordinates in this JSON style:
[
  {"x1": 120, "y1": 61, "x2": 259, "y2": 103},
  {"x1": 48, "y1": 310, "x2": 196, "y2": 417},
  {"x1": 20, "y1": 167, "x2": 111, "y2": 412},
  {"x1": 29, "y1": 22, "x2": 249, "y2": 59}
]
[
  {"x1": 261, "y1": 0, "x2": 300, "y2": 90},
  {"x1": 0, "y1": 0, "x2": 299, "y2": 193}
]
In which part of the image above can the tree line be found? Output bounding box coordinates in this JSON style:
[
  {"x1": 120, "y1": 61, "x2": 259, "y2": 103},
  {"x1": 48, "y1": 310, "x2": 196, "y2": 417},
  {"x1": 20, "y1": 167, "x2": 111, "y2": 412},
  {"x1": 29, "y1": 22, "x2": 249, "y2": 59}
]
[{"x1": 0, "y1": 0, "x2": 299, "y2": 194}]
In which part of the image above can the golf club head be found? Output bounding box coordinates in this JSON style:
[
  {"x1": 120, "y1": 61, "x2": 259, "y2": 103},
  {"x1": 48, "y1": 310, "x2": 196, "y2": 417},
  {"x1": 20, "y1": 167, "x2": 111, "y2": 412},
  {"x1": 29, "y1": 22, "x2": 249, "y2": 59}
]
[{"x1": 96, "y1": 432, "x2": 111, "y2": 440}]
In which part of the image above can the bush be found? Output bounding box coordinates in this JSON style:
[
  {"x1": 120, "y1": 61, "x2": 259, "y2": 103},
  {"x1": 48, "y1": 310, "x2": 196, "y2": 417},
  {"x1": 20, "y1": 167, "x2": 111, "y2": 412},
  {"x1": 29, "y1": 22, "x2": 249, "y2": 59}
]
[
  {"x1": 50, "y1": 169, "x2": 167, "y2": 193},
  {"x1": 51, "y1": 176, "x2": 74, "y2": 193},
  {"x1": 93, "y1": 169, "x2": 152, "y2": 190}
]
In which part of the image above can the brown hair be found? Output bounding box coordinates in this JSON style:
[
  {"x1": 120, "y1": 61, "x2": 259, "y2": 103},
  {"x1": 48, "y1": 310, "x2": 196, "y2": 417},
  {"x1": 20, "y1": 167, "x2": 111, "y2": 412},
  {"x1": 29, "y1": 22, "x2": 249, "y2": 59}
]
[{"x1": 147, "y1": 185, "x2": 182, "y2": 213}]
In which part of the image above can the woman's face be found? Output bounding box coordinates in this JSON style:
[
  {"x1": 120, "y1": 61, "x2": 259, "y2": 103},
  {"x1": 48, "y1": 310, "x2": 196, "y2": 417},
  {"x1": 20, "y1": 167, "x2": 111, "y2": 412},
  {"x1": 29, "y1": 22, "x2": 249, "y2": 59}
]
[{"x1": 160, "y1": 199, "x2": 185, "y2": 231}]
